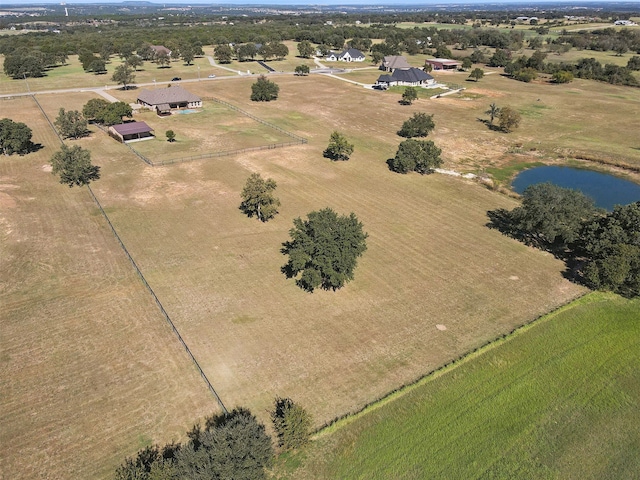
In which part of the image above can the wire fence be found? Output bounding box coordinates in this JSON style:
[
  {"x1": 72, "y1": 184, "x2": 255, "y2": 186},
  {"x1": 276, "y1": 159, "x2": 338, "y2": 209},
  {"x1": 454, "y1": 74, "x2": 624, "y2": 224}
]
[{"x1": 30, "y1": 94, "x2": 227, "y2": 412}]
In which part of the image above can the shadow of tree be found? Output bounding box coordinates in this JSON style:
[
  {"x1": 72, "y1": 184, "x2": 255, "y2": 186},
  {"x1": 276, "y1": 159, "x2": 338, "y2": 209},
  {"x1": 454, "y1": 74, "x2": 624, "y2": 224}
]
[{"x1": 476, "y1": 118, "x2": 502, "y2": 132}]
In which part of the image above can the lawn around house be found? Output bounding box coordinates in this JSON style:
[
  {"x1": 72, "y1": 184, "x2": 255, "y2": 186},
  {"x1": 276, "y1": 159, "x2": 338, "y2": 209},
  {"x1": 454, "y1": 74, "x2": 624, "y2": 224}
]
[{"x1": 293, "y1": 292, "x2": 640, "y2": 480}]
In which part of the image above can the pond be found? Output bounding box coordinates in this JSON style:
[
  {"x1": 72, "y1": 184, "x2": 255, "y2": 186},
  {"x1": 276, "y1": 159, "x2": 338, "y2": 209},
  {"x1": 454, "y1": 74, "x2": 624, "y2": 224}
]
[{"x1": 512, "y1": 166, "x2": 640, "y2": 211}]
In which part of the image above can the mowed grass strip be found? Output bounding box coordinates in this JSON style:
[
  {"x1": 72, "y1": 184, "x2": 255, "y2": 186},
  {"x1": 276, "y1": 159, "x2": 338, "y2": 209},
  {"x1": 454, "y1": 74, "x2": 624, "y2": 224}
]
[
  {"x1": 91, "y1": 74, "x2": 585, "y2": 429},
  {"x1": 0, "y1": 97, "x2": 217, "y2": 480},
  {"x1": 295, "y1": 292, "x2": 640, "y2": 480}
]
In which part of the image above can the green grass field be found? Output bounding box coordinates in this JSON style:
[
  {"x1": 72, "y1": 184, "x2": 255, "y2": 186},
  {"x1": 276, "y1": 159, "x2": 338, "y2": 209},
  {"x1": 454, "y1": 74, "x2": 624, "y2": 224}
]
[{"x1": 293, "y1": 292, "x2": 640, "y2": 479}]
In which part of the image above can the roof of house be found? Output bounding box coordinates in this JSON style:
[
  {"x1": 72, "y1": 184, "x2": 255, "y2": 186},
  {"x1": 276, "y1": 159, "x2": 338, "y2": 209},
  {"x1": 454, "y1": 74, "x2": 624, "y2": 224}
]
[
  {"x1": 383, "y1": 55, "x2": 411, "y2": 70},
  {"x1": 137, "y1": 86, "x2": 201, "y2": 106},
  {"x1": 111, "y1": 121, "x2": 153, "y2": 136},
  {"x1": 339, "y1": 48, "x2": 365, "y2": 59},
  {"x1": 150, "y1": 45, "x2": 171, "y2": 56},
  {"x1": 391, "y1": 68, "x2": 433, "y2": 83},
  {"x1": 377, "y1": 74, "x2": 394, "y2": 83},
  {"x1": 426, "y1": 58, "x2": 461, "y2": 66}
]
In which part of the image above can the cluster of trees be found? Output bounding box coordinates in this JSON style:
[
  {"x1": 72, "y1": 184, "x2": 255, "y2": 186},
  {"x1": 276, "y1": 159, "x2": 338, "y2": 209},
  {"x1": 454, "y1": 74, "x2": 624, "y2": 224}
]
[
  {"x1": 389, "y1": 112, "x2": 442, "y2": 174},
  {"x1": 2, "y1": 47, "x2": 62, "y2": 79},
  {"x1": 82, "y1": 99, "x2": 132, "y2": 126},
  {"x1": 214, "y1": 41, "x2": 289, "y2": 64},
  {"x1": 115, "y1": 398, "x2": 311, "y2": 480},
  {"x1": 54, "y1": 108, "x2": 88, "y2": 140},
  {"x1": 488, "y1": 183, "x2": 640, "y2": 297},
  {"x1": 0, "y1": 118, "x2": 34, "y2": 155}
]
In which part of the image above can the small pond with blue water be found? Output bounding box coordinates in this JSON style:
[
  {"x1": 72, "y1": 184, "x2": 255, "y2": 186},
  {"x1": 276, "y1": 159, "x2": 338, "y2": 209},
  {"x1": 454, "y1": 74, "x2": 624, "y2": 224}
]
[{"x1": 512, "y1": 166, "x2": 640, "y2": 211}]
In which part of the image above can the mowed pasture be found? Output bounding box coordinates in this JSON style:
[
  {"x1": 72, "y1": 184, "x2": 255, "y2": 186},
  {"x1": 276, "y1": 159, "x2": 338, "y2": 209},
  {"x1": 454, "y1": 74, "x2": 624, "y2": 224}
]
[
  {"x1": 91, "y1": 74, "x2": 586, "y2": 429},
  {"x1": 0, "y1": 96, "x2": 218, "y2": 479},
  {"x1": 2, "y1": 66, "x2": 639, "y2": 478},
  {"x1": 295, "y1": 293, "x2": 640, "y2": 479}
]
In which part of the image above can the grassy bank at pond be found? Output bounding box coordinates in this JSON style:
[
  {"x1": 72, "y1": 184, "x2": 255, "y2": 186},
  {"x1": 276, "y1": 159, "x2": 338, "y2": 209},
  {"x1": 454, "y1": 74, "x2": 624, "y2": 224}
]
[{"x1": 293, "y1": 292, "x2": 640, "y2": 479}]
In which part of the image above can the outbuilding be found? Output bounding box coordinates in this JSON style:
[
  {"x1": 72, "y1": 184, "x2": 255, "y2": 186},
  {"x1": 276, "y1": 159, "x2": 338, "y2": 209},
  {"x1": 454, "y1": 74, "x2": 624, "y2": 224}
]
[
  {"x1": 108, "y1": 122, "x2": 154, "y2": 143},
  {"x1": 425, "y1": 58, "x2": 462, "y2": 70}
]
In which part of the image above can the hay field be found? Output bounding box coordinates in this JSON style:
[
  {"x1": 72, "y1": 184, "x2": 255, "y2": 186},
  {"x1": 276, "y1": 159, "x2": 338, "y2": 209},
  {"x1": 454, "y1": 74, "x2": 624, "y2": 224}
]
[
  {"x1": 90, "y1": 74, "x2": 585, "y2": 430},
  {"x1": 294, "y1": 293, "x2": 640, "y2": 479},
  {"x1": 0, "y1": 96, "x2": 218, "y2": 479}
]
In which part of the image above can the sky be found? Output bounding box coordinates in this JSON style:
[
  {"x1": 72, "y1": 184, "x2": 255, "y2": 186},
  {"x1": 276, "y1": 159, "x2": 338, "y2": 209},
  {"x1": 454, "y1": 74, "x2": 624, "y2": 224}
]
[{"x1": 3, "y1": 0, "x2": 614, "y2": 5}]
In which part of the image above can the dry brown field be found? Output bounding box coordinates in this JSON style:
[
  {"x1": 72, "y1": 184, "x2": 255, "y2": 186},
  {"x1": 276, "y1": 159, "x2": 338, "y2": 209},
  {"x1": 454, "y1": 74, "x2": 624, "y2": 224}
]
[
  {"x1": 2, "y1": 64, "x2": 639, "y2": 479},
  {"x1": 0, "y1": 97, "x2": 218, "y2": 479}
]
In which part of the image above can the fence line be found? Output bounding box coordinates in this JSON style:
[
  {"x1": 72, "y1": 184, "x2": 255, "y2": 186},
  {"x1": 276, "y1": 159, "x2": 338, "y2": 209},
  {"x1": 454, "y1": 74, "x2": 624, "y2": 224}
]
[{"x1": 31, "y1": 95, "x2": 227, "y2": 413}]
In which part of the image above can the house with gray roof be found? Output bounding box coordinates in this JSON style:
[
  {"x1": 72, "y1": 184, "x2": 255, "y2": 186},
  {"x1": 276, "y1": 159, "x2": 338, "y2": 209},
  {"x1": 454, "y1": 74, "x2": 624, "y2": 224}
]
[
  {"x1": 137, "y1": 86, "x2": 202, "y2": 114},
  {"x1": 376, "y1": 68, "x2": 435, "y2": 87},
  {"x1": 381, "y1": 55, "x2": 412, "y2": 72}
]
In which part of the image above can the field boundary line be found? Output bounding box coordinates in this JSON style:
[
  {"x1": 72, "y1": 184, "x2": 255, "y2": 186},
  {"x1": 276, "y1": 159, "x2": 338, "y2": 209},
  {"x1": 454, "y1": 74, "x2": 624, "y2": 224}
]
[
  {"x1": 314, "y1": 291, "x2": 594, "y2": 438},
  {"x1": 31, "y1": 95, "x2": 227, "y2": 413}
]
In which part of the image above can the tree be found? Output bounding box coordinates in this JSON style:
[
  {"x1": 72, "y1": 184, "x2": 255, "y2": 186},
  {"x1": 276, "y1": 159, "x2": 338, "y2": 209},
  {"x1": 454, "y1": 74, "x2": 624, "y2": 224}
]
[
  {"x1": 294, "y1": 64, "x2": 310, "y2": 76},
  {"x1": 250, "y1": 75, "x2": 279, "y2": 101},
  {"x1": 371, "y1": 51, "x2": 385, "y2": 65},
  {"x1": 397, "y1": 112, "x2": 435, "y2": 138},
  {"x1": 180, "y1": 45, "x2": 195, "y2": 65},
  {"x1": 82, "y1": 98, "x2": 110, "y2": 122},
  {"x1": 489, "y1": 183, "x2": 599, "y2": 252},
  {"x1": 469, "y1": 67, "x2": 485, "y2": 82},
  {"x1": 237, "y1": 43, "x2": 258, "y2": 62},
  {"x1": 214, "y1": 44, "x2": 233, "y2": 64},
  {"x1": 87, "y1": 59, "x2": 107, "y2": 74},
  {"x1": 50, "y1": 144, "x2": 100, "y2": 187},
  {"x1": 154, "y1": 51, "x2": 171, "y2": 68},
  {"x1": 0, "y1": 118, "x2": 33, "y2": 155},
  {"x1": 3, "y1": 50, "x2": 47, "y2": 78},
  {"x1": 271, "y1": 42, "x2": 289, "y2": 60},
  {"x1": 175, "y1": 408, "x2": 273, "y2": 480},
  {"x1": 239, "y1": 173, "x2": 280, "y2": 222},
  {"x1": 166, "y1": 130, "x2": 176, "y2": 142},
  {"x1": 486, "y1": 103, "x2": 500, "y2": 125},
  {"x1": 281, "y1": 208, "x2": 367, "y2": 292},
  {"x1": 628, "y1": 56, "x2": 640, "y2": 71},
  {"x1": 497, "y1": 106, "x2": 521, "y2": 133},
  {"x1": 401, "y1": 87, "x2": 418, "y2": 105},
  {"x1": 552, "y1": 70, "x2": 574, "y2": 83},
  {"x1": 111, "y1": 64, "x2": 135, "y2": 90},
  {"x1": 271, "y1": 397, "x2": 312, "y2": 450},
  {"x1": 461, "y1": 57, "x2": 473, "y2": 70},
  {"x1": 323, "y1": 131, "x2": 354, "y2": 161},
  {"x1": 388, "y1": 139, "x2": 442, "y2": 174},
  {"x1": 297, "y1": 40, "x2": 314, "y2": 58},
  {"x1": 580, "y1": 202, "x2": 640, "y2": 297},
  {"x1": 54, "y1": 108, "x2": 88, "y2": 140},
  {"x1": 125, "y1": 55, "x2": 144, "y2": 71}
]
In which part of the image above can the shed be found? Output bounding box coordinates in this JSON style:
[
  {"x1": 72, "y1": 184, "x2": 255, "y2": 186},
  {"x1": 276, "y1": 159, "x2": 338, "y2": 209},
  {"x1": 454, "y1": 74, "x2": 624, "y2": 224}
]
[
  {"x1": 425, "y1": 58, "x2": 461, "y2": 70},
  {"x1": 108, "y1": 122, "x2": 154, "y2": 143}
]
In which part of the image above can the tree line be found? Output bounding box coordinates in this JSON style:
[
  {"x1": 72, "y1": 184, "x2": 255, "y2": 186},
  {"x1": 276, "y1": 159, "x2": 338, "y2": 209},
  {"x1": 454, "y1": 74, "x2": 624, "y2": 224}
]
[{"x1": 115, "y1": 397, "x2": 311, "y2": 480}]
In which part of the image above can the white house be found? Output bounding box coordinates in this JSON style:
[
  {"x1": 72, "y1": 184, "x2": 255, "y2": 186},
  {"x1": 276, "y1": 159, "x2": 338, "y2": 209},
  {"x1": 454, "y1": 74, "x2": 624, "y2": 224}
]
[{"x1": 326, "y1": 48, "x2": 365, "y2": 62}]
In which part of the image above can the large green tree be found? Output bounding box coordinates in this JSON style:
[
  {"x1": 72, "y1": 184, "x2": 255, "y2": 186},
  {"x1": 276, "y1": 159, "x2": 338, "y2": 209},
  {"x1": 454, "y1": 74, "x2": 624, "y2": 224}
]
[
  {"x1": 297, "y1": 40, "x2": 314, "y2": 58},
  {"x1": 489, "y1": 183, "x2": 599, "y2": 253},
  {"x1": 50, "y1": 144, "x2": 100, "y2": 187},
  {"x1": 0, "y1": 118, "x2": 33, "y2": 155},
  {"x1": 580, "y1": 202, "x2": 640, "y2": 297},
  {"x1": 323, "y1": 131, "x2": 354, "y2": 161},
  {"x1": 83, "y1": 101, "x2": 132, "y2": 126},
  {"x1": 281, "y1": 208, "x2": 367, "y2": 292},
  {"x1": 111, "y1": 64, "x2": 136, "y2": 90},
  {"x1": 250, "y1": 75, "x2": 279, "y2": 101},
  {"x1": 82, "y1": 98, "x2": 110, "y2": 122},
  {"x1": 469, "y1": 67, "x2": 485, "y2": 82},
  {"x1": 271, "y1": 397, "x2": 312, "y2": 450},
  {"x1": 388, "y1": 139, "x2": 442, "y2": 174},
  {"x1": 214, "y1": 44, "x2": 233, "y2": 64},
  {"x1": 239, "y1": 173, "x2": 280, "y2": 222},
  {"x1": 397, "y1": 112, "x2": 435, "y2": 138},
  {"x1": 54, "y1": 108, "x2": 88, "y2": 140}
]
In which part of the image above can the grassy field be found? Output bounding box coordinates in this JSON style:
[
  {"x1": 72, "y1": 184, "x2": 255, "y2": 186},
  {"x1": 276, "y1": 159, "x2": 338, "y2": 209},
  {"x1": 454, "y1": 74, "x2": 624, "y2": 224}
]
[
  {"x1": 290, "y1": 292, "x2": 640, "y2": 479},
  {"x1": 0, "y1": 97, "x2": 218, "y2": 479},
  {"x1": 2, "y1": 56, "x2": 640, "y2": 479}
]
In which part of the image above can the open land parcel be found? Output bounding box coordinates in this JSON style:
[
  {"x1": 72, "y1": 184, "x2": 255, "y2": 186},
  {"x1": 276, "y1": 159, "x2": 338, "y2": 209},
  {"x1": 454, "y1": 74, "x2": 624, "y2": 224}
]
[{"x1": 1, "y1": 49, "x2": 639, "y2": 478}]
